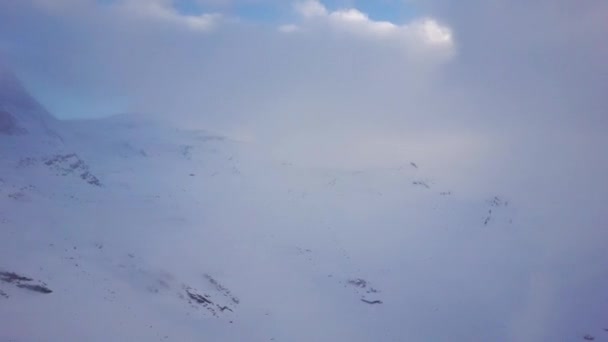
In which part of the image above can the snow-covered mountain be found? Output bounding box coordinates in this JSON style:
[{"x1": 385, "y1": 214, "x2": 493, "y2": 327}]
[
  {"x1": 0, "y1": 69, "x2": 63, "y2": 161},
  {"x1": 1, "y1": 72, "x2": 607, "y2": 342}
]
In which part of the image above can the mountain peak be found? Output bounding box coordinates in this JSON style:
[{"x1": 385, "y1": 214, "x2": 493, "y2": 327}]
[
  {"x1": 0, "y1": 67, "x2": 46, "y2": 113},
  {"x1": 0, "y1": 66, "x2": 59, "y2": 138}
]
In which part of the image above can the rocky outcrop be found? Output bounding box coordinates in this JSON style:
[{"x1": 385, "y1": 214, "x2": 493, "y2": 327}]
[
  {"x1": 44, "y1": 153, "x2": 102, "y2": 186},
  {"x1": 0, "y1": 109, "x2": 26, "y2": 135},
  {"x1": 0, "y1": 271, "x2": 52, "y2": 295}
]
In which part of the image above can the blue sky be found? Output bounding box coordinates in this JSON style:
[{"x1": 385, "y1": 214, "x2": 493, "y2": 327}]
[{"x1": 171, "y1": 0, "x2": 418, "y2": 23}]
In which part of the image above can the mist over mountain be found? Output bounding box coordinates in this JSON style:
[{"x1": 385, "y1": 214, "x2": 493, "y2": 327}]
[
  {"x1": 1, "y1": 66, "x2": 607, "y2": 342},
  {"x1": 1, "y1": 1, "x2": 608, "y2": 341}
]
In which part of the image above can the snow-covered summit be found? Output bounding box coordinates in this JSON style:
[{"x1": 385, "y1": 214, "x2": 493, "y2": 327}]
[{"x1": 0, "y1": 67, "x2": 59, "y2": 137}]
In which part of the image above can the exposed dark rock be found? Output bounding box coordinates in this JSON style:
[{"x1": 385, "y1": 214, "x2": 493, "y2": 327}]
[
  {"x1": 483, "y1": 196, "x2": 510, "y2": 225},
  {"x1": 181, "y1": 145, "x2": 193, "y2": 159},
  {"x1": 0, "y1": 110, "x2": 26, "y2": 135},
  {"x1": 183, "y1": 278, "x2": 238, "y2": 318},
  {"x1": 0, "y1": 68, "x2": 49, "y2": 112},
  {"x1": 488, "y1": 196, "x2": 507, "y2": 207},
  {"x1": 0, "y1": 68, "x2": 63, "y2": 140},
  {"x1": 346, "y1": 278, "x2": 383, "y2": 304},
  {"x1": 7, "y1": 192, "x2": 26, "y2": 201},
  {"x1": 217, "y1": 305, "x2": 233, "y2": 312},
  {"x1": 80, "y1": 171, "x2": 101, "y2": 186},
  {"x1": 413, "y1": 180, "x2": 430, "y2": 189},
  {"x1": 16, "y1": 283, "x2": 52, "y2": 294},
  {"x1": 44, "y1": 153, "x2": 102, "y2": 186},
  {"x1": 0, "y1": 271, "x2": 33, "y2": 283},
  {"x1": 348, "y1": 278, "x2": 367, "y2": 288},
  {"x1": 186, "y1": 289, "x2": 213, "y2": 305},
  {"x1": 204, "y1": 274, "x2": 240, "y2": 304},
  {"x1": 0, "y1": 271, "x2": 52, "y2": 294},
  {"x1": 583, "y1": 334, "x2": 595, "y2": 341},
  {"x1": 184, "y1": 286, "x2": 220, "y2": 316}
]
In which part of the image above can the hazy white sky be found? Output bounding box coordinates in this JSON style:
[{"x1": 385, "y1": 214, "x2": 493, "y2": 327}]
[{"x1": 0, "y1": 0, "x2": 606, "y2": 175}]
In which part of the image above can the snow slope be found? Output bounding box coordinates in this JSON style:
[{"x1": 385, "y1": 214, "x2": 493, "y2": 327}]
[{"x1": 1, "y1": 73, "x2": 607, "y2": 342}]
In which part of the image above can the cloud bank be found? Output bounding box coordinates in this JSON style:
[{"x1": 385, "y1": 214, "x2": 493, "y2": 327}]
[
  {"x1": 0, "y1": 0, "x2": 606, "y2": 181},
  {"x1": 286, "y1": 0, "x2": 452, "y2": 48}
]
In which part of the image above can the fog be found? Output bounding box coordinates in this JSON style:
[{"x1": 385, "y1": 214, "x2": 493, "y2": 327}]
[
  {"x1": 2, "y1": 1, "x2": 606, "y2": 175},
  {"x1": 1, "y1": 1, "x2": 607, "y2": 341}
]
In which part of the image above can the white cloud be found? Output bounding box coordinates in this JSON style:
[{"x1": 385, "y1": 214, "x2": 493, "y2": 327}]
[
  {"x1": 278, "y1": 24, "x2": 301, "y2": 33},
  {"x1": 287, "y1": 0, "x2": 453, "y2": 50},
  {"x1": 328, "y1": 8, "x2": 398, "y2": 35},
  {"x1": 1, "y1": 0, "x2": 606, "y2": 185},
  {"x1": 410, "y1": 18, "x2": 452, "y2": 45},
  {"x1": 113, "y1": 0, "x2": 222, "y2": 31},
  {"x1": 294, "y1": 0, "x2": 328, "y2": 18}
]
